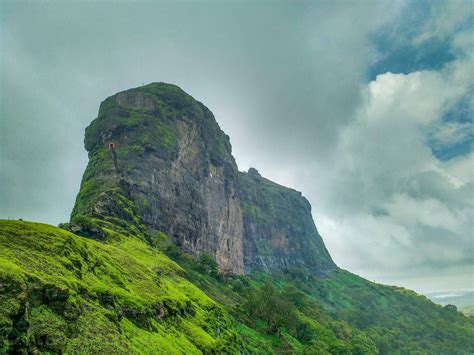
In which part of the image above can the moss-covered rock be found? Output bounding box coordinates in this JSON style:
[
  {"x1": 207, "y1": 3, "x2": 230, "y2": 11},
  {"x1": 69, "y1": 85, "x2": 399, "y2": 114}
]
[{"x1": 71, "y1": 82, "x2": 336, "y2": 276}]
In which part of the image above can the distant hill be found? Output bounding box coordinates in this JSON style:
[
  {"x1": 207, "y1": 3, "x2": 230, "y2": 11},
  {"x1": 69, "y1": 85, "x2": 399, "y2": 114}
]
[{"x1": 424, "y1": 290, "x2": 474, "y2": 308}]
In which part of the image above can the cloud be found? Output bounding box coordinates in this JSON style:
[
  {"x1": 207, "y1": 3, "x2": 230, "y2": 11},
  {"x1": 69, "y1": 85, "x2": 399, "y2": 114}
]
[
  {"x1": 311, "y1": 54, "x2": 473, "y2": 291},
  {"x1": 413, "y1": 0, "x2": 472, "y2": 45},
  {"x1": 367, "y1": 0, "x2": 472, "y2": 79},
  {"x1": 0, "y1": 0, "x2": 391, "y2": 223},
  {"x1": 443, "y1": 151, "x2": 474, "y2": 186},
  {"x1": 430, "y1": 121, "x2": 472, "y2": 147}
]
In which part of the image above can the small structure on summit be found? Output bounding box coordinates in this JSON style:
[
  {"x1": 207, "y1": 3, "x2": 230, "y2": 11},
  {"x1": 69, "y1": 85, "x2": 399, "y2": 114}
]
[{"x1": 108, "y1": 142, "x2": 115, "y2": 150}]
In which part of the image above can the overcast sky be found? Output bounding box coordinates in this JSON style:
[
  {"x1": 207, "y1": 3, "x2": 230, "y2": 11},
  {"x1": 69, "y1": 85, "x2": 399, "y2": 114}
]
[{"x1": 1, "y1": 0, "x2": 472, "y2": 293}]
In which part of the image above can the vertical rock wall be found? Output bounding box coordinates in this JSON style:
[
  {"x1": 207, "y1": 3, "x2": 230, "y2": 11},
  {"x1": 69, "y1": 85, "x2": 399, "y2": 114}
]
[{"x1": 72, "y1": 83, "x2": 335, "y2": 275}]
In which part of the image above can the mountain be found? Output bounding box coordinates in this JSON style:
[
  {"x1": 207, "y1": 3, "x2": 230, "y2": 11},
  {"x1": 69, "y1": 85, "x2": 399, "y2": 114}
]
[
  {"x1": 1, "y1": 83, "x2": 473, "y2": 354},
  {"x1": 70, "y1": 83, "x2": 335, "y2": 275}
]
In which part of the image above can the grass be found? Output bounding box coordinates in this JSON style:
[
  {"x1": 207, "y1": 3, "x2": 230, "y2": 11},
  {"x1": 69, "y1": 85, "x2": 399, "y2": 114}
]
[
  {"x1": 1, "y1": 219, "x2": 473, "y2": 354},
  {"x1": 0, "y1": 220, "x2": 239, "y2": 354}
]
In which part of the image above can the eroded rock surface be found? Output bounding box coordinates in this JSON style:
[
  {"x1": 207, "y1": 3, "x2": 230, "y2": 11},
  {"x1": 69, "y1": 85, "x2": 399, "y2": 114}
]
[{"x1": 72, "y1": 83, "x2": 335, "y2": 275}]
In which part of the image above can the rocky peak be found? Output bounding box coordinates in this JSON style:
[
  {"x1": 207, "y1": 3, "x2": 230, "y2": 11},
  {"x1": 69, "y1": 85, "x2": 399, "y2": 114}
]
[
  {"x1": 71, "y1": 82, "x2": 336, "y2": 275},
  {"x1": 247, "y1": 167, "x2": 261, "y2": 178}
]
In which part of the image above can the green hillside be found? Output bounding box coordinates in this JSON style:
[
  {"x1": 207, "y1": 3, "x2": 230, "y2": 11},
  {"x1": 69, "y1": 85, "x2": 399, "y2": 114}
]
[
  {"x1": 0, "y1": 220, "x2": 239, "y2": 354},
  {"x1": 1, "y1": 220, "x2": 472, "y2": 354}
]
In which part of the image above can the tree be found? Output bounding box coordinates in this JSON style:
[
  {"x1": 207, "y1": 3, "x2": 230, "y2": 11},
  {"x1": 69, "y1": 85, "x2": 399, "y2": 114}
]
[{"x1": 244, "y1": 282, "x2": 298, "y2": 334}]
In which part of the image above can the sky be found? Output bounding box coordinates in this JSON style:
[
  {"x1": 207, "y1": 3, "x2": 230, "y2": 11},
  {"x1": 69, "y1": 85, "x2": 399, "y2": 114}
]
[{"x1": 0, "y1": 0, "x2": 472, "y2": 294}]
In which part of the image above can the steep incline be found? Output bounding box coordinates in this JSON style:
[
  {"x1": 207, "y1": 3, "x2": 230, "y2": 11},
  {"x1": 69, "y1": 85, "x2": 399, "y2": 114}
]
[
  {"x1": 240, "y1": 168, "x2": 334, "y2": 274},
  {"x1": 71, "y1": 83, "x2": 335, "y2": 275},
  {"x1": 0, "y1": 221, "x2": 240, "y2": 353}
]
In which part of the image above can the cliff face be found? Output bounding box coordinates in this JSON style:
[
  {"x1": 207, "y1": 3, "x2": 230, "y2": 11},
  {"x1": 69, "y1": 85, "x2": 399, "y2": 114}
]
[
  {"x1": 240, "y1": 168, "x2": 335, "y2": 274},
  {"x1": 72, "y1": 83, "x2": 335, "y2": 275}
]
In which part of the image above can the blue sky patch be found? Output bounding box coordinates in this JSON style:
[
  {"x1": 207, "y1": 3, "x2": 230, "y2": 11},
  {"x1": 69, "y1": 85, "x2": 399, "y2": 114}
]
[
  {"x1": 367, "y1": 39, "x2": 455, "y2": 81},
  {"x1": 366, "y1": 0, "x2": 470, "y2": 81},
  {"x1": 429, "y1": 93, "x2": 474, "y2": 161}
]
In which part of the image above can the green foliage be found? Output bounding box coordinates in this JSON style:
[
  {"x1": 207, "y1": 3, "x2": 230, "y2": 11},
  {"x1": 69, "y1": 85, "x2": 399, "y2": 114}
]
[
  {"x1": 243, "y1": 282, "x2": 298, "y2": 334},
  {"x1": 28, "y1": 306, "x2": 68, "y2": 352},
  {"x1": 0, "y1": 220, "x2": 239, "y2": 353},
  {"x1": 194, "y1": 254, "x2": 220, "y2": 279},
  {"x1": 1, "y1": 220, "x2": 472, "y2": 354},
  {"x1": 240, "y1": 281, "x2": 377, "y2": 354},
  {"x1": 285, "y1": 269, "x2": 474, "y2": 354},
  {"x1": 163, "y1": 245, "x2": 221, "y2": 281}
]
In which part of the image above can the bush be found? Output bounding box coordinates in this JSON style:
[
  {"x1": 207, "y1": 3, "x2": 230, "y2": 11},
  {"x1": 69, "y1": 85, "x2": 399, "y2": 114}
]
[
  {"x1": 193, "y1": 254, "x2": 219, "y2": 279},
  {"x1": 243, "y1": 283, "x2": 298, "y2": 334}
]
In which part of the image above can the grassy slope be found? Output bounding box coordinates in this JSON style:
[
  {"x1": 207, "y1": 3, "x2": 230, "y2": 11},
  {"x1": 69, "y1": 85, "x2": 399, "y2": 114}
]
[
  {"x1": 1, "y1": 220, "x2": 473, "y2": 354},
  {"x1": 294, "y1": 270, "x2": 474, "y2": 354},
  {"x1": 161, "y1": 245, "x2": 474, "y2": 354},
  {"x1": 0, "y1": 220, "x2": 239, "y2": 354}
]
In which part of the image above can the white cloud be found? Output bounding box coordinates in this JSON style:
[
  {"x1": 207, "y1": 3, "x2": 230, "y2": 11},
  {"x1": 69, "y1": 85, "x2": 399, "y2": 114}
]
[
  {"x1": 366, "y1": 71, "x2": 457, "y2": 125},
  {"x1": 430, "y1": 121, "x2": 472, "y2": 147},
  {"x1": 443, "y1": 151, "x2": 474, "y2": 186},
  {"x1": 310, "y1": 55, "x2": 473, "y2": 291},
  {"x1": 413, "y1": 0, "x2": 472, "y2": 45}
]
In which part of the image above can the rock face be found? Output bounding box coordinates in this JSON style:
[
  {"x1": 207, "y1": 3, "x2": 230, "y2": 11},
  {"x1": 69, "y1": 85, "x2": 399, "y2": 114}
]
[
  {"x1": 72, "y1": 83, "x2": 336, "y2": 275},
  {"x1": 240, "y1": 168, "x2": 335, "y2": 274}
]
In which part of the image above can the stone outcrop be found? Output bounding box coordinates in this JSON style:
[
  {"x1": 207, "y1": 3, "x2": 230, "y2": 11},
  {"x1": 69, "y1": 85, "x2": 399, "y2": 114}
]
[
  {"x1": 240, "y1": 168, "x2": 335, "y2": 274},
  {"x1": 72, "y1": 83, "x2": 336, "y2": 275}
]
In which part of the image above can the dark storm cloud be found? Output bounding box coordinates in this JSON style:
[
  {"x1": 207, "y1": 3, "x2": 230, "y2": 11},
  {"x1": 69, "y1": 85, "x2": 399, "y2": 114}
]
[{"x1": 0, "y1": 0, "x2": 386, "y2": 221}]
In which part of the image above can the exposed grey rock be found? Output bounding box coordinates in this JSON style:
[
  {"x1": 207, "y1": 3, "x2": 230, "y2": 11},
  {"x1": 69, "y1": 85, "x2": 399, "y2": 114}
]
[{"x1": 72, "y1": 82, "x2": 336, "y2": 275}]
